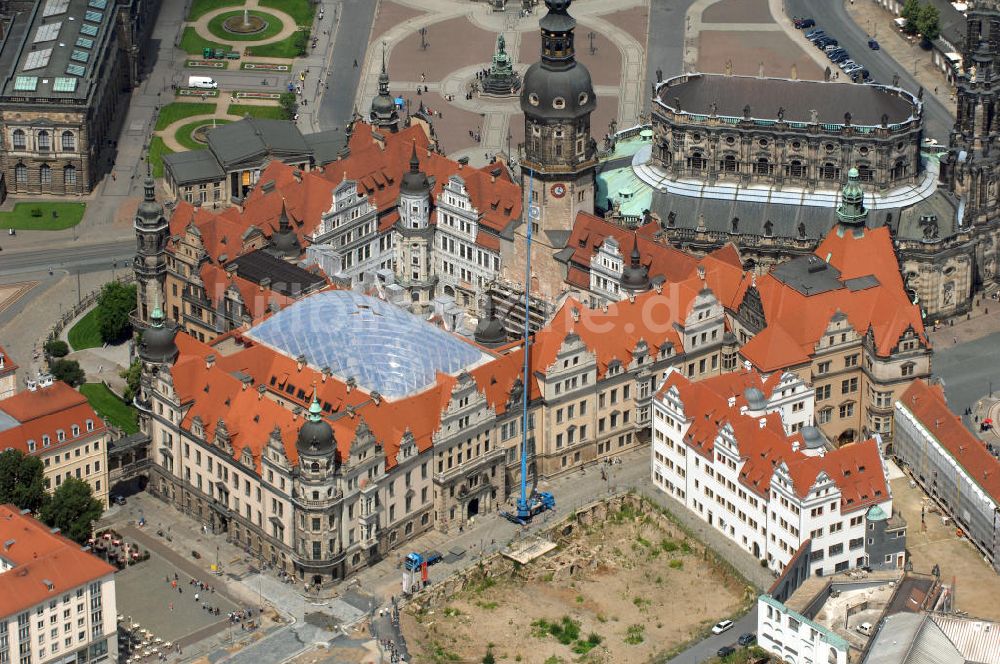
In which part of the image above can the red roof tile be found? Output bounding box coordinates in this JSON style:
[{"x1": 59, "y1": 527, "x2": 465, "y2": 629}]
[
  {"x1": 899, "y1": 380, "x2": 1000, "y2": 506},
  {"x1": 0, "y1": 505, "x2": 116, "y2": 617}
]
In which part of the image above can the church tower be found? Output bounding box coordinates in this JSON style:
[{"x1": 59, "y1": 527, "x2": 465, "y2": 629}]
[
  {"x1": 133, "y1": 169, "x2": 169, "y2": 325},
  {"x1": 945, "y1": 1, "x2": 1000, "y2": 225},
  {"x1": 507, "y1": 0, "x2": 597, "y2": 302},
  {"x1": 369, "y1": 45, "x2": 400, "y2": 133},
  {"x1": 393, "y1": 144, "x2": 436, "y2": 308}
]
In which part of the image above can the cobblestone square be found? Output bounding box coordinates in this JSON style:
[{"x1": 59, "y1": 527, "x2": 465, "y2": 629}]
[{"x1": 115, "y1": 550, "x2": 239, "y2": 644}]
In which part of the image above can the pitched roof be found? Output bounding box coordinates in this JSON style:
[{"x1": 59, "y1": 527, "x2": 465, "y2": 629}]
[
  {"x1": 658, "y1": 370, "x2": 889, "y2": 509},
  {"x1": 0, "y1": 505, "x2": 116, "y2": 617},
  {"x1": 899, "y1": 380, "x2": 1000, "y2": 506},
  {"x1": 0, "y1": 345, "x2": 18, "y2": 377}
]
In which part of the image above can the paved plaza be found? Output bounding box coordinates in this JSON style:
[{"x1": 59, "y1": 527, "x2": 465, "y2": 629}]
[{"x1": 115, "y1": 552, "x2": 239, "y2": 644}]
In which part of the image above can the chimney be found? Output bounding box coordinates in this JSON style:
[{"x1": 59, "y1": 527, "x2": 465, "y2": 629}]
[
  {"x1": 697, "y1": 265, "x2": 706, "y2": 281},
  {"x1": 296, "y1": 354, "x2": 306, "y2": 371},
  {"x1": 491, "y1": 174, "x2": 496, "y2": 183},
  {"x1": 727, "y1": 396, "x2": 736, "y2": 408},
  {"x1": 758, "y1": 417, "x2": 766, "y2": 429},
  {"x1": 257, "y1": 384, "x2": 266, "y2": 400},
  {"x1": 346, "y1": 376, "x2": 357, "y2": 393},
  {"x1": 321, "y1": 366, "x2": 331, "y2": 383},
  {"x1": 654, "y1": 282, "x2": 662, "y2": 295},
  {"x1": 571, "y1": 307, "x2": 580, "y2": 323},
  {"x1": 627, "y1": 291, "x2": 635, "y2": 303},
  {"x1": 792, "y1": 440, "x2": 800, "y2": 453},
  {"x1": 371, "y1": 391, "x2": 382, "y2": 405},
  {"x1": 205, "y1": 354, "x2": 216, "y2": 369},
  {"x1": 260, "y1": 277, "x2": 272, "y2": 292}
]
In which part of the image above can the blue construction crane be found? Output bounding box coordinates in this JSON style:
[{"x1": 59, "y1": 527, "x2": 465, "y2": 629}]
[{"x1": 502, "y1": 171, "x2": 555, "y2": 525}]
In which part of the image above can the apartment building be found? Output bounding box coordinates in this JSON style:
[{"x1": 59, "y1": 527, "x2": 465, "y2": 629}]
[
  {"x1": 0, "y1": 378, "x2": 110, "y2": 506},
  {"x1": 0, "y1": 346, "x2": 16, "y2": 399},
  {"x1": 0, "y1": 504, "x2": 118, "y2": 664},
  {"x1": 652, "y1": 369, "x2": 904, "y2": 576},
  {"x1": 894, "y1": 379, "x2": 1000, "y2": 571}
]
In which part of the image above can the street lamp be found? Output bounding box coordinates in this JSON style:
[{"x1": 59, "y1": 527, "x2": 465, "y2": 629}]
[{"x1": 419, "y1": 28, "x2": 428, "y2": 51}]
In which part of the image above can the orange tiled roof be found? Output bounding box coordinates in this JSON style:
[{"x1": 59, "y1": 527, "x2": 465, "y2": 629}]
[
  {"x1": 659, "y1": 370, "x2": 889, "y2": 509},
  {"x1": 0, "y1": 504, "x2": 116, "y2": 617},
  {"x1": 0, "y1": 382, "x2": 107, "y2": 458},
  {"x1": 899, "y1": 379, "x2": 1000, "y2": 505}
]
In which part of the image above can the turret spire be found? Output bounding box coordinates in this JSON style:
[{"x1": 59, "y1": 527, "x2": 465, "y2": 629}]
[{"x1": 836, "y1": 167, "x2": 868, "y2": 226}]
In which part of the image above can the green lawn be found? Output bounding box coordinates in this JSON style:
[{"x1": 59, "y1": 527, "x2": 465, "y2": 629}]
[
  {"x1": 80, "y1": 383, "x2": 139, "y2": 434},
  {"x1": 175, "y1": 119, "x2": 231, "y2": 151},
  {"x1": 155, "y1": 102, "x2": 217, "y2": 130},
  {"x1": 226, "y1": 104, "x2": 288, "y2": 120},
  {"x1": 260, "y1": 0, "x2": 315, "y2": 26},
  {"x1": 147, "y1": 137, "x2": 172, "y2": 178},
  {"x1": 245, "y1": 31, "x2": 304, "y2": 59},
  {"x1": 207, "y1": 11, "x2": 285, "y2": 41},
  {"x1": 179, "y1": 27, "x2": 231, "y2": 56},
  {"x1": 0, "y1": 202, "x2": 86, "y2": 231},
  {"x1": 187, "y1": 0, "x2": 242, "y2": 21},
  {"x1": 67, "y1": 308, "x2": 102, "y2": 351}
]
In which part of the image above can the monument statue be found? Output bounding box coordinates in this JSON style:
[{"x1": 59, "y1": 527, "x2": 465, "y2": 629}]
[{"x1": 482, "y1": 33, "x2": 521, "y2": 96}]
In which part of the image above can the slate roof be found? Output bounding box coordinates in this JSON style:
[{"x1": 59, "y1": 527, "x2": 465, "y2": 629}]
[
  {"x1": 229, "y1": 249, "x2": 327, "y2": 297},
  {"x1": 163, "y1": 150, "x2": 226, "y2": 186},
  {"x1": 658, "y1": 74, "x2": 919, "y2": 125},
  {"x1": 207, "y1": 118, "x2": 312, "y2": 168}
]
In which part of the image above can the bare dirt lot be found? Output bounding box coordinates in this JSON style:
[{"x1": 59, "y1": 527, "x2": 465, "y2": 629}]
[{"x1": 402, "y1": 498, "x2": 750, "y2": 664}]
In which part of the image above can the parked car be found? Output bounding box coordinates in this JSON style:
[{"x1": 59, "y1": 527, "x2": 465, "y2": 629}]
[
  {"x1": 717, "y1": 645, "x2": 736, "y2": 657},
  {"x1": 712, "y1": 620, "x2": 735, "y2": 635},
  {"x1": 112, "y1": 495, "x2": 126, "y2": 506},
  {"x1": 794, "y1": 17, "x2": 816, "y2": 29},
  {"x1": 738, "y1": 632, "x2": 757, "y2": 646},
  {"x1": 819, "y1": 39, "x2": 840, "y2": 49},
  {"x1": 824, "y1": 43, "x2": 842, "y2": 52},
  {"x1": 806, "y1": 29, "x2": 826, "y2": 39},
  {"x1": 856, "y1": 622, "x2": 874, "y2": 636},
  {"x1": 844, "y1": 64, "x2": 864, "y2": 74},
  {"x1": 868, "y1": 38, "x2": 880, "y2": 50},
  {"x1": 829, "y1": 51, "x2": 849, "y2": 62}
]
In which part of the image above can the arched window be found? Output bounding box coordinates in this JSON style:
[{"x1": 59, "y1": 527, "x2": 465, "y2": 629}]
[
  {"x1": 37, "y1": 130, "x2": 50, "y2": 151},
  {"x1": 858, "y1": 164, "x2": 874, "y2": 182},
  {"x1": 39, "y1": 163, "x2": 51, "y2": 184},
  {"x1": 820, "y1": 163, "x2": 839, "y2": 180},
  {"x1": 12, "y1": 129, "x2": 25, "y2": 150},
  {"x1": 891, "y1": 158, "x2": 907, "y2": 180},
  {"x1": 14, "y1": 163, "x2": 26, "y2": 183},
  {"x1": 86, "y1": 419, "x2": 94, "y2": 431},
  {"x1": 721, "y1": 155, "x2": 737, "y2": 172},
  {"x1": 61, "y1": 131, "x2": 75, "y2": 151},
  {"x1": 72, "y1": 425, "x2": 80, "y2": 436},
  {"x1": 310, "y1": 461, "x2": 320, "y2": 473},
  {"x1": 753, "y1": 158, "x2": 772, "y2": 176},
  {"x1": 788, "y1": 160, "x2": 804, "y2": 178},
  {"x1": 64, "y1": 165, "x2": 76, "y2": 185},
  {"x1": 56, "y1": 429, "x2": 65, "y2": 442},
  {"x1": 688, "y1": 151, "x2": 705, "y2": 171}
]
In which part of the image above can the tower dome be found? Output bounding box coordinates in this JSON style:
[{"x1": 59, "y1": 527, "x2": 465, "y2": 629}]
[
  {"x1": 619, "y1": 234, "x2": 651, "y2": 292},
  {"x1": 400, "y1": 143, "x2": 430, "y2": 195},
  {"x1": 836, "y1": 167, "x2": 868, "y2": 226},
  {"x1": 138, "y1": 307, "x2": 179, "y2": 365},
  {"x1": 474, "y1": 294, "x2": 507, "y2": 347},
  {"x1": 369, "y1": 45, "x2": 400, "y2": 132},
  {"x1": 296, "y1": 393, "x2": 335, "y2": 456},
  {"x1": 269, "y1": 199, "x2": 301, "y2": 258},
  {"x1": 520, "y1": 0, "x2": 596, "y2": 122}
]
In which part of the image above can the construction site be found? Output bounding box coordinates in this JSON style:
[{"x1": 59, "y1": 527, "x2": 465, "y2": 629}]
[{"x1": 401, "y1": 493, "x2": 754, "y2": 663}]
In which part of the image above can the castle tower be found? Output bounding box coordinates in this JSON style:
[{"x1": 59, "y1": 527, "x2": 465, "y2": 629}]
[
  {"x1": 394, "y1": 144, "x2": 436, "y2": 307},
  {"x1": 505, "y1": 0, "x2": 598, "y2": 302},
  {"x1": 836, "y1": 168, "x2": 868, "y2": 227},
  {"x1": 369, "y1": 44, "x2": 400, "y2": 133},
  {"x1": 133, "y1": 168, "x2": 169, "y2": 325}
]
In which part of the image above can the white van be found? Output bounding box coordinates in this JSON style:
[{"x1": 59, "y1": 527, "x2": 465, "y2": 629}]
[
  {"x1": 188, "y1": 76, "x2": 218, "y2": 89},
  {"x1": 856, "y1": 622, "x2": 873, "y2": 636}
]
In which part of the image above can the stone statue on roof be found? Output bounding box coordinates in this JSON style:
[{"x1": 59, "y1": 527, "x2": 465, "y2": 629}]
[
  {"x1": 798, "y1": 222, "x2": 807, "y2": 238},
  {"x1": 810, "y1": 109, "x2": 818, "y2": 124},
  {"x1": 743, "y1": 104, "x2": 751, "y2": 119},
  {"x1": 497, "y1": 33, "x2": 507, "y2": 55},
  {"x1": 725, "y1": 59, "x2": 733, "y2": 76},
  {"x1": 777, "y1": 106, "x2": 784, "y2": 122}
]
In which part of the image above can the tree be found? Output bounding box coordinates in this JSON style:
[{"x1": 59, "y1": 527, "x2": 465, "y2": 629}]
[
  {"x1": 120, "y1": 359, "x2": 142, "y2": 403},
  {"x1": 44, "y1": 339, "x2": 69, "y2": 358},
  {"x1": 482, "y1": 649, "x2": 496, "y2": 664},
  {"x1": 279, "y1": 92, "x2": 297, "y2": 120},
  {"x1": 293, "y1": 30, "x2": 308, "y2": 57},
  {"x1": 0, "y1": 449, "x2": 48, "y2": 513},
  {"x1": 916, "y1": 3, "x2": 940, "y2": 42},
  {"x1": 901, "y1": 0, "x2": 921, "y2": 34},
  {"x1": 96, "y1": 281, "x2": 136, "y2": 344},
  {"x1": 50, "y1": 359, "x2": 85, "y2": 387},
  {"x1": 41, "y1": 478, "x2": 103, "y2": 545}
]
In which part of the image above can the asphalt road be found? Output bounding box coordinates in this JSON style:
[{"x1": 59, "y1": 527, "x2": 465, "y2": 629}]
[
  {"x1": 932, "y1": 331, "x2": 1000, "y2": 428},
  {"x1": 783, "y1": 0, "x2": 953, "y2": 141},
  {"x1": 665, "y1": 607, "x2": 758, "y2": 664},
  {"x1": 645, "y1": 0, "x2": 698, "y2": 113},
  {"x1": 315, "y1": 0, "x2": 377, "y2": 146},
  {"x1": 0, "y1": 239, "x2": 135, "y2": 277}
]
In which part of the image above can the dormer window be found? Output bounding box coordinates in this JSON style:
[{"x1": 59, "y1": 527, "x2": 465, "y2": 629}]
[
  {"x1": 57, "y1": 430, "x2": 65, "y2": 442},
  {"x1": 71, "y1": 425, "x2": 80, "y2": 437},
  {"x1": 552, "y1": 97, "x2": 566, "y2": 109},
  {"x1": 42, "y1": 435, "x2": 50, "y2": 447},
  {"x1": 86, "y1": 419, "x2": 94, "y2": 432}
]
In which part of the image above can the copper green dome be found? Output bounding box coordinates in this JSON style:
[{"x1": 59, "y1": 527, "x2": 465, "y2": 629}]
[{"x1": 296, "y1": 393, "x2": 335, "y2": 456}]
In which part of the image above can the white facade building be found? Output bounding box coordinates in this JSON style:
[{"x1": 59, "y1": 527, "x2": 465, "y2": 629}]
[
  {"x1": 652, "y1": 368, "x2": 897, "y2": 576},
  {"x1": 309, "y1": 179, "x2": 392, "y2": 286},
  {"x1": 589, "y1": 237, "x2": 624, "y2": 303},
  {"x1": 0, "y1": 506, "x2": 118, "y2": 664},
  {"x1": 757, "y1": 594, "x2": 849, "y2": 664},
  {"x1": 434, "y1": 175, "x2": 502, "y2": 308}
]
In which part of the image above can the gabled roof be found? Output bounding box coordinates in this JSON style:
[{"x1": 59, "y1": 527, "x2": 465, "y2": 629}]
[
  {"x1": 899, "y1": 380, "x2": 1000, "y2": 506},
  {"x1": 0, "y1": 345, "x2": 17, "y2": 376}
]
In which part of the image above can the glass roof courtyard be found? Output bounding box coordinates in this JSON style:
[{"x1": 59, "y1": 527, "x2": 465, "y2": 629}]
[{"x1": 246, "y1": 291, "x2": 488, "y2": 399}]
